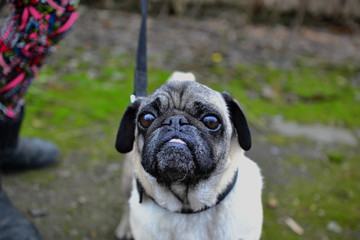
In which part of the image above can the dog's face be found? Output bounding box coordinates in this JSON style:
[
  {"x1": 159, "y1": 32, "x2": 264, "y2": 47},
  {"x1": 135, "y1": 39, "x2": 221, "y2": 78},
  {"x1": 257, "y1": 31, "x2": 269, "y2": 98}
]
[{"x1": 116, "y1": 80, "x2": 251, "y2": 188}]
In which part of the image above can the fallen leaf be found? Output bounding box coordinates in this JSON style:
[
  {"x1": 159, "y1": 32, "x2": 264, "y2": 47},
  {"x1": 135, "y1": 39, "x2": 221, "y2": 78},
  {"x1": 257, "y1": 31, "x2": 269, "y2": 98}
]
[
  {"x1": 268, "y1": 198, "x2": 278, "y2": 208},
  {"x1": 285, "y1": 217, "x2": 304, "y2": 236},
  {"x1": 211, "y1": 52, "x2": 223, "y2": 63}
]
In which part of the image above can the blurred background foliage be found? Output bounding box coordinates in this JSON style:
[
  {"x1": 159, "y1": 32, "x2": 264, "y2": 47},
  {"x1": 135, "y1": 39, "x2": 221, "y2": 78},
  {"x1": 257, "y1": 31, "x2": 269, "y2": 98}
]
[
  {"x1": 3, "y1": 0, "x2": 359, "y2": 27},
  {"x1": 80, "y1": 0, "x2": 360, "y2": 29}
]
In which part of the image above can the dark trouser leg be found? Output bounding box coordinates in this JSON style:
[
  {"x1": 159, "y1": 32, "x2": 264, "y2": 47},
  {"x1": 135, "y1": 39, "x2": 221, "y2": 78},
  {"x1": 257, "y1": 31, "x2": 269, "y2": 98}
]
[{"x1": 0, "y1": 176, "x2": 42, "y2": 240}]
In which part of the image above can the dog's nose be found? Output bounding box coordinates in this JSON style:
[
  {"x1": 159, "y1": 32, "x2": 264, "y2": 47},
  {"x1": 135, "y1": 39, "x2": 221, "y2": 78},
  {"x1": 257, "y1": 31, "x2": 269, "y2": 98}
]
[{"x1": 163, "y1": 116, "x2": 189, "y2": 129}]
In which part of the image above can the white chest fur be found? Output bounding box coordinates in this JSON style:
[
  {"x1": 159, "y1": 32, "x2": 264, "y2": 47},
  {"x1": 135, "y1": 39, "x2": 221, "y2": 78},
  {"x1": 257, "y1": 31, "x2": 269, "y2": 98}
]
[{"x1": 129, "y1": 157, "x2": 263, "y2": 240}]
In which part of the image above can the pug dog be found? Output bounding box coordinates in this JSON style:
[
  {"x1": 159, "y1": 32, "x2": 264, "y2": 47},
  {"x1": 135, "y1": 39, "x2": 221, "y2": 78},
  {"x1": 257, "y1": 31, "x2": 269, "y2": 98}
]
[{"x1": 115, "y1": 72, "x2": 263, "y2": 240}]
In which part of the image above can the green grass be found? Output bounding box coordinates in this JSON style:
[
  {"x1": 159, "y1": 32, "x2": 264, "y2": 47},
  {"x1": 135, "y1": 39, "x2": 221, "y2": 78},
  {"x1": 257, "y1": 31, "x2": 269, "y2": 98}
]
[
  {"x1": 224, "y1": 63, "x2": 359, "y2": 128},
  {"x1": 262, "y1": 154, "x2": 360, "y2": 239}
]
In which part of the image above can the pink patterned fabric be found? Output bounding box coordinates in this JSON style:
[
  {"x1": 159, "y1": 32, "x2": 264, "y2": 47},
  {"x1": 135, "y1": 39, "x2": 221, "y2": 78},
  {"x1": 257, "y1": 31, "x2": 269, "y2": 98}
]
[{"x1": 0, "y1": 0, "x2": 78, "y2": 120}]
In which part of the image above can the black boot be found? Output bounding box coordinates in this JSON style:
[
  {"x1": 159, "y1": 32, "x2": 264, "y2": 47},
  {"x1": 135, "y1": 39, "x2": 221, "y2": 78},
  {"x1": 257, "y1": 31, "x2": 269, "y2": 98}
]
[
  {"x1": 0, "y1": 108, "x2": 60, "y2": 170},
  {"x1": 0, "y1": 176, "x2": 42, "y2": 240}
]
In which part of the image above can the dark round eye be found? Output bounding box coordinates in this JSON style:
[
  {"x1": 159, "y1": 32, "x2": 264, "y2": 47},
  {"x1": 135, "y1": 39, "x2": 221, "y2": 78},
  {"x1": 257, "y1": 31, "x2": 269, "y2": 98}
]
[
  {"x1": 202, "y1": 115, "x2": 221, "y2": 131},
  {"x1": 139, "y1": 113, "x2": 155, "y2": 129}
]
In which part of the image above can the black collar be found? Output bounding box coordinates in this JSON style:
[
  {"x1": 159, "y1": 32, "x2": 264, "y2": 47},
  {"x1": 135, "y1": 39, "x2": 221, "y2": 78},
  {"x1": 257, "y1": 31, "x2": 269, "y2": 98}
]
[{"x1": 136, "y1": 170, "x2": 238, "y2": 214}]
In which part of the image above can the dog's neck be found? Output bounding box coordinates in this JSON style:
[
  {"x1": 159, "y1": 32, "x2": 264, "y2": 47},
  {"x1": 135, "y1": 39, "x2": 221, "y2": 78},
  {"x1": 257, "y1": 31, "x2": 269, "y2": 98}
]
[{"x1": 135, "y1": 169, "x2": 238, "y2": 214}]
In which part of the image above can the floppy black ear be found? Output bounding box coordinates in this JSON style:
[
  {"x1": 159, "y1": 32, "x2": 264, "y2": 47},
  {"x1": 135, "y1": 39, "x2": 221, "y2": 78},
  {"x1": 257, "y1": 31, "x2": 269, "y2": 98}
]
[
  {"x1": 221, "y1": 92, "x2": 251, "y2": 151},
  {"x1": 115, "y1": 100, "x2": 142, "y2": 153}
]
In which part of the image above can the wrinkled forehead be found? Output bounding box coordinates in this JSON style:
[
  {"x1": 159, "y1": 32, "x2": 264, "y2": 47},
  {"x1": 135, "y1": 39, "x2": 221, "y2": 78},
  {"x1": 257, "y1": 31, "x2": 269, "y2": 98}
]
[{"x1": 139, "y1": 81, "x2": 226, "y2": 115}]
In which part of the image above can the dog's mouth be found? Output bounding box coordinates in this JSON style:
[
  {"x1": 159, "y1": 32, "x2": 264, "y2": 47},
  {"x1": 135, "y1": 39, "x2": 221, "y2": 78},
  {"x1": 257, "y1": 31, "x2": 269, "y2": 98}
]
[
  {"x1": 168, "y1": 138, "x2": 187, "y2": 145},
  {"x1": 154, "y1": 137, "x2": 196, "y2": 183}
]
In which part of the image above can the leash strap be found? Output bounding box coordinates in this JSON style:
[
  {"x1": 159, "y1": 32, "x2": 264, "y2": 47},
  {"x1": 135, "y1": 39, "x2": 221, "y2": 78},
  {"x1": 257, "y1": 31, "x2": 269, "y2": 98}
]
[{"x1": 132, "y1": 0, "x2": 148, "y2": 102}]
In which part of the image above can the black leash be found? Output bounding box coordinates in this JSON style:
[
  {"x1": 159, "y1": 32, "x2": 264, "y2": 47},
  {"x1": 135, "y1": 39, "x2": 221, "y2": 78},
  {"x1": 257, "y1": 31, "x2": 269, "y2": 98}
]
[{"x1": 131, "y1": 0, "x2": 148, "y2": 103}]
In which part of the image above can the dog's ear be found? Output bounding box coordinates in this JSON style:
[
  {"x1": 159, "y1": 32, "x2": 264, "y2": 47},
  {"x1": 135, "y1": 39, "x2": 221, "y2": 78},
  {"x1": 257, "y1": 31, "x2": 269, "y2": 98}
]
[
  {"x1": 221, "y1": 92, "x2": 251, "y2": 151},
  {"x1": 115, "y1": 99, "x2": 142, "y2": 153}
]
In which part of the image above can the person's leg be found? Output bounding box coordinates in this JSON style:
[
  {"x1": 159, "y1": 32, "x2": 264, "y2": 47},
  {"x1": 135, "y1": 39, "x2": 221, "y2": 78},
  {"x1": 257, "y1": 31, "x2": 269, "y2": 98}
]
[
  {"x1": 0, "y1": 0, "x2": 78, "y2": 169},
  {"x1": 0, "y1": 176, "x2": 41, "y2": 240},
  {"x1": 0, "y1": 1, "x2": 78, "y2": 239}
]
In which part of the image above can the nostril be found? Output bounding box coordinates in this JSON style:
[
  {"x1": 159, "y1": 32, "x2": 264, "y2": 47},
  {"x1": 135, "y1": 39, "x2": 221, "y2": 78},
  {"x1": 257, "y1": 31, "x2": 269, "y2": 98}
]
[
  {"x1": 163, "y1": 118, "x2": 172, "y2": 125},
  {"x1": 179, "y1": 117, "x2": 189, "y2": 125}
]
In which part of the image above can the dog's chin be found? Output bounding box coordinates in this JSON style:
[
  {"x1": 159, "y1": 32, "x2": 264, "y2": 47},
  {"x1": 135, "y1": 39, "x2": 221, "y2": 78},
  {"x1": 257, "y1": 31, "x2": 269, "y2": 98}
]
[{"x1": 155, "y1": 141, "x2": 197, "y2": 184}]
